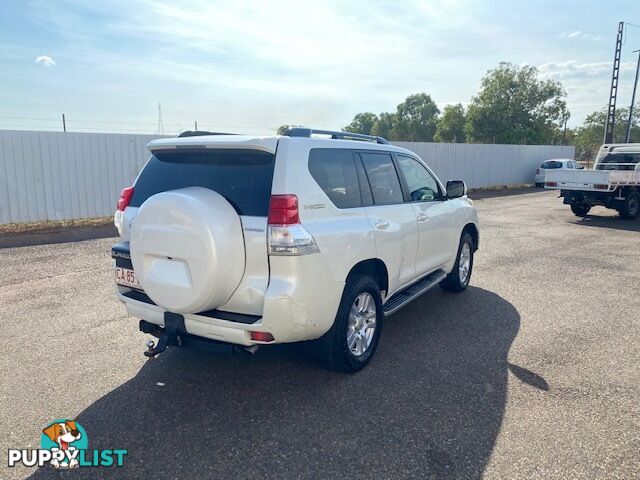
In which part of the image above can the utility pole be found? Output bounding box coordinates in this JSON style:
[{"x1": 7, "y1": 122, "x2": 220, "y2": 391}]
[
  {"x1": 194, "y1": 121, "x2": 198, "y2": 131},
  {"x1": 62, "y1": 113, "x2": 66, "y2": 132},
  {"x1": 156, "y1": 103, "x2": 164, "y2": 135},
  {"x1": 625, "y1": 49, "x2": 640, "y2": 143},
  {"x1": 562, "y1": 111, "x2": 569, "y2": 146},
  {"x1": 604, "y1": 22, "x2": 624, "y2": 144}
]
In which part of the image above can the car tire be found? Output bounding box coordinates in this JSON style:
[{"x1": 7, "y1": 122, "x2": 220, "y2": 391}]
[
  {"x1": 310, "y1": 275, "x2": 383, "y2": 373},
  {"x1": 619, "y1": 192, "x2": 640, "y2": 220},
  {"x1": 440, "y1": 232, "x2": 474, "y2": 293},
  {"x1": 570, "y1": 202, "x2": 591, "y2": 217}
]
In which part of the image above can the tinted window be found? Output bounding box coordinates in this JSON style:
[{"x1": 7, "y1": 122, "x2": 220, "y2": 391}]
[
  {"x1": 541, "y1": 161, "x2": 563, "y2": 169},
  {"x1": 308, "y1": 149, "x2": 361, "y2": 208},
  {"x1": 397, "y1": 155, "x2": 441, "y2": 201},
  {"x1": 597, "y1": 153, "x2": 640, "y2": 171},
  {"x1": 130, "y1": 149, "x2": 275, "y2": 216},
  {"x1": 359, "y1": 152, "x2": 403, "y2": 205}
]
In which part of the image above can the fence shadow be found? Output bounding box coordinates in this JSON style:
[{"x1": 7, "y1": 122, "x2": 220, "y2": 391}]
[
  {"x1": 0, "y1": 224, "x2": 117, "y2": 249},
  {"x1": 27, "y1": 286, "x2": 523, "y2": 479}
]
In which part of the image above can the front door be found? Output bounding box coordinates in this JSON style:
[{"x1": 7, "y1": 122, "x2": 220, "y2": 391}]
[{"x1": 395, "y1": 154, "x2": 456, "y2": 275}]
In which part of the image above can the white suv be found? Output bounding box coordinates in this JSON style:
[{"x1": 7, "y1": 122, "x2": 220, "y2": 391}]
[{"x1": 112, "y1": 128, "x2": 479, "y2": 372}]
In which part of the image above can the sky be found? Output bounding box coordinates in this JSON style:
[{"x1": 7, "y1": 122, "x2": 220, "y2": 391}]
[{"x1": 1, "y1": 0, "x2": 639, "y2": 135}]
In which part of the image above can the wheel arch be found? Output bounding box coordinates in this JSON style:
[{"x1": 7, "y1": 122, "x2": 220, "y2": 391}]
[
  {"x1": 346, "y1": 259, "x2": 389, "y2": 296},
  {"x1": 462, "y1": 223, "x2": 479, "y2": 251}
]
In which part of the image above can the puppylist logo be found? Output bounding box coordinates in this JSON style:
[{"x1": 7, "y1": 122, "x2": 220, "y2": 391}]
[{"x1": 8, "y1": 419, "x2": 127, "y2": 469}]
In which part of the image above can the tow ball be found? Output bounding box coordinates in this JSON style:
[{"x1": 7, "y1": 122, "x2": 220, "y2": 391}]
[{"x1": 140, "y1": 313, "x2": 186, "y2": 358}]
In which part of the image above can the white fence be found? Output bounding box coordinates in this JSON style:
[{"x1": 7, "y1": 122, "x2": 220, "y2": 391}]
[
  {"x1": 0, "y1": 130, "x2": 574, "y2": 224},
  {"x1": 394, "y1": 142, "x2": 575, "y2": 189}
]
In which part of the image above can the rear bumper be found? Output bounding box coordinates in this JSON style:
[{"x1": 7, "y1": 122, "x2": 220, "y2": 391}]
[{"x1": 115, "y1": 252, "x2": 345, "y2": 346}]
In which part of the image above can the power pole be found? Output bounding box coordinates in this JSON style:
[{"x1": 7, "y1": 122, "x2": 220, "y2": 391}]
[
  {"x1": 156, "y1": 103, "x2": 164, "y2": 135},
  {"x1": 194, "y1": 121, "x2": 198, "y2": 131},
  {"x1": 625, "y1": 49, "x2": 640, "y2": 143},
  {"x1": 604, "y1": 22, "x2": 624, "y2": 144},
  {"x1": 62, "y1": 113, "x2": 66, "y2": 132}
]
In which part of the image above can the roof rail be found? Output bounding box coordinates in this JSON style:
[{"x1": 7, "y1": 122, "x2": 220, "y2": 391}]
[
  {"x1": 177, "y1": 130, "x2": 237, "y2": 138},
  {"x1": 283, "y1": 127, "x2": 389, "y2": 145}
]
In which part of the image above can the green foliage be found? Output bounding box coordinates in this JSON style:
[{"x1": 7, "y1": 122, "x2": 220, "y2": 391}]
[
  {"x1": 434, "y1": 104, "x2": 466, "y2": 143},
  {"x1": 391, "y1": 93, "x2": 440, "y2": 141},
  {"x1": 343, "y1": 112, "x2": 378, "y2": 135},
  {"x1": 342, "y1": 93, "x2": 439, "y2": 142},
  {"x1": 465, "y1": 62, "x2": 568, "y2": 144},
  {"x1": 370, "y1": 112, "x2": 395, "y2": 139},
  {"x1": 574, "y1": 106, "x2": 640, "y2": 162}
]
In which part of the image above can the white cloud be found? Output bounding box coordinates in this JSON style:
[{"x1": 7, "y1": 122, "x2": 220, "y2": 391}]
[
  {"x1": 34, "y1": 55, "x2": 56, "y2": 66},
  {"x1": 560, "y1": 30, "x2": 601, "y2": 41}
]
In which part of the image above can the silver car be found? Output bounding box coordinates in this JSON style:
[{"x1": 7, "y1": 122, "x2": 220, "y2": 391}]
[{"x1": 534, "y1": 159, "x2": 583, "y2": 187}]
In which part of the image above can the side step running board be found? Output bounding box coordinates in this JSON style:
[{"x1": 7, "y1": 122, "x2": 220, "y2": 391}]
[{"x1": 383, "y1": 269, "x2": 447, "y2": 317}]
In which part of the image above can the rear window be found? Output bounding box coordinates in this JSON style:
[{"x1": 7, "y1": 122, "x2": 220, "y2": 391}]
[
  {"x1": 596, "y1": 153, "x2": 640, "y2": 171},
  {"x1": 541, "y1": 161, "x2": 562, "y2": 169},
  {"x1": 308, "y1": 149, "x2": 361, "y2": 208},
  {"x1": 130, "y1": 149, "x2": 275, "y2": 216}
]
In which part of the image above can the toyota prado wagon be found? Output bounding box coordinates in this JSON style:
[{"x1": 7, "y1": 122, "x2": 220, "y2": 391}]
[{"x1": 112, "y1": 128, "x2": 479, "y2": 372}]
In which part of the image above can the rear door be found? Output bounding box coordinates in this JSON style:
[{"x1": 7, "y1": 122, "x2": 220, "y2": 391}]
[
  {"x1": 395, "y1": 154, "x2": 456, "y2": 275},
  {"x1": 357, "y1": 151, "x2": 419, "y2": 292},
  {"x1": 124, "y1": 148, "x2": 276, "y2": 315}
]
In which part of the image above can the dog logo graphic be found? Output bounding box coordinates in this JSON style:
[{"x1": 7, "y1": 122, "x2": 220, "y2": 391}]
[{"x1": 41, "y1": 419, "x2": 86, "y2": 468}]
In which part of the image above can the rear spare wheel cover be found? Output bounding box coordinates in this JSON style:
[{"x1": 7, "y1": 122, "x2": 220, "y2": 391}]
[{"x1": 130, "y1": 187, "x2": 245, "y2": 314}]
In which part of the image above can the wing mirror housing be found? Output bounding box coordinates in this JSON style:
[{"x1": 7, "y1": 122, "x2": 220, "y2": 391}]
[{"x1": 446, "y1": 180, "x2": 467, "y2": 199}]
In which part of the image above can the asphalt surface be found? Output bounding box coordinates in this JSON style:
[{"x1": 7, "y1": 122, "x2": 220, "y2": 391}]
[{"x1": 1, "y1": 188, "x2": 639, "y2": 479}]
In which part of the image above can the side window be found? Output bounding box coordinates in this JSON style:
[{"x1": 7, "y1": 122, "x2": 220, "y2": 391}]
[
  {"x1": 396, "y1": 155, "x2": 441, "y2": 202},
  {"x1": 359, "y1": 152, "x2": 404, "y2": 205},
  {"x1": 308, "y1": 149, "x2": 361, "y2": 209},
  {"x1": 565, "y1": 162, "x2": 573, "y2": 169}
]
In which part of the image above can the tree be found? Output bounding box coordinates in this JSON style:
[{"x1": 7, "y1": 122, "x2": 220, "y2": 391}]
[
  {"x1": 370, "y1": 112, "x2": 396, "y2": 139},
  {"x1": 574, "y1": 105, "x2": 640, "y2": 162},
  {"x1": 465, "y1": 62, "x2": 568, "y2": 144},
  {"x1": 434, "y1": 104, "x2": 466, "y2": 142},
  {"x1": 391, "y1": 93, "x2": 440, "y2": 141},
  {"x1": 343, "y1": 112, "x2": 378, "y2": 135}
]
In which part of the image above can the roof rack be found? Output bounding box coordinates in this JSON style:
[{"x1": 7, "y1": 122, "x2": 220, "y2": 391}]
[
  {"x1": 283, "y1": 127, "x2": 389, "y2": 145},
  {"x1": 177, "y1": 130, "x2": 237, "y2": 138}
]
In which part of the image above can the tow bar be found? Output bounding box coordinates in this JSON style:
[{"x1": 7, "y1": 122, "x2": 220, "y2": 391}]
[{"x1": 140, "y1": 313, "x2": 236, "y2": 357}]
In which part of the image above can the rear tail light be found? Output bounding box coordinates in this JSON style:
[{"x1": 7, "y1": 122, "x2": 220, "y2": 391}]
[
  {"x1": 267, "y1": 194, "x2": 319, "y2": 256},
  {"x1": 114, "y1": 186, "x2": 134, "y2": 235},
  {"x1": 117, "y1": 187, "x2": 134, "y2": 212},
  {"x1": 250, "y1": 331, "x2": 275, "y2": 343},
  {"x1": 545, "y1": 182, "x2": 558, "y2": 187}
]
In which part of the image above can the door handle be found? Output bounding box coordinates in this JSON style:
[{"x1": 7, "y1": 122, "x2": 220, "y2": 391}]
[
  {"x1": 417, "y1": 213, "x2": 429, "y2": 222},
  {"x1": 375, "y1": 220, "x2": 390, "y2": 230}
]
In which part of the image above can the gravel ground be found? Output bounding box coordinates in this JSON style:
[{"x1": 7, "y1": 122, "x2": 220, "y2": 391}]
[{"x1": 1, "y1": 188, "x2": 639, "y2": 479}]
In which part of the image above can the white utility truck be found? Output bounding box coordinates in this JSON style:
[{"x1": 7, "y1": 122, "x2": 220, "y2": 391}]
[{"x1": 545, "y1": 143, "x2": 640, "y2": 219}]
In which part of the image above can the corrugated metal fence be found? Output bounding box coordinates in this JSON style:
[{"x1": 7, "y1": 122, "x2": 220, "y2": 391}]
[
  {"x1": 0, "y1": 130, "x2": 574, "y2": 224},
  {"x1": 394, "y1": 142, "x2": 575, "y2": 189}
]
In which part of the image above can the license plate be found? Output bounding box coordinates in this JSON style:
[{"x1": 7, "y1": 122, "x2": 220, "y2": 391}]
[{"x1": 115, "y1": 267, "x2": 142, "y2": 290}]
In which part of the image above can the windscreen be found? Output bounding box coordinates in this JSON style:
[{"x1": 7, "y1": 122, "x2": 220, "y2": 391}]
[
  {"x1": 541, "y1": 161, "x2": 563, "y2": 169},
  {"x1": 130, "y1": 149, "x2": 275, "y2": 216},
  {"x1": 596, "y1": 153, "x2": 640, "y2": 171}
]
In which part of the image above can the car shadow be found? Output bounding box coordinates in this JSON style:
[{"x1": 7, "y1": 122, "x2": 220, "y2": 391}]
[
  {"x1": 568, "y1": 214, "x2": 640, "y2": 233},
  {"x1": 27, "y1": 286, "x2": 524, "y2": 479}
]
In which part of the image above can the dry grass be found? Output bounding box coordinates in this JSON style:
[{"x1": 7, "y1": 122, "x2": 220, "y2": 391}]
[{"x1": 0, "y1": 217, "x2": 113, "y2": 234}]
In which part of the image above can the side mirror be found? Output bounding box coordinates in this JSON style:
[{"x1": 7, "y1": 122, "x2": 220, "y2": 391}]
[{"x1": 446, "y1": 180, "x2": 467, "y2": 199}]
